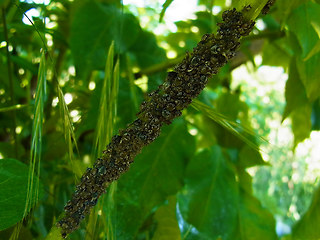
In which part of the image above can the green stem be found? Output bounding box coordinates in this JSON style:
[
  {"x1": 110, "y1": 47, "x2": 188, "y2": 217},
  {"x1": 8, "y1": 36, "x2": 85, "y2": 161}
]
[
  {"x1": 236, "y1": 0, "x2": 270, "y2": 20},
  {"x1": 2, "y1": 7, "x2": 18, "y2": 158}
]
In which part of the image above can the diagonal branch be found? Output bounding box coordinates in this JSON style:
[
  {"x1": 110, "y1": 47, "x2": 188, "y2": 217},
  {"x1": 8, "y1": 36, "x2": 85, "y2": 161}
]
[{"x1": 56, "y1": 1, "x2": 276, "y2": 238}]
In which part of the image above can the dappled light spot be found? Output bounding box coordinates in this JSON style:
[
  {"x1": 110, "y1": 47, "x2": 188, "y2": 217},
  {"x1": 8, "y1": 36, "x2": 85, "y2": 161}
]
[
  {"x1": 178, "y1": 41, "x2": 185, "y2": 48},
  {"x1": 22, "y1": 8, "x2": 40, "y2": 25},
  {"x1": 167, "y1": 50, "x2": 177, "y2": 59},
  {"x1": 68, "y1": 66, "x2": 76, "y2": 76},
  {"x1": 189, "y1": 128, "x2": 198, "y2": 136},
  {"x1": 64, "y1": 93, "x2": 73, "y2": 105},
  {"x1": 18, "y1": 68, "x2": 25, "y2": 75},
  {"x1": 212, "y1": 6, "x2": 221, "y2": 14},
  {"x1": 191, "y1": 26, "x2": 199, "y2": 33},
  {"x1": 83, "y1": 155, "x2": 90, "y2": 164},
  {"x1": 0, "y1": 41, "x2": 6, "y2": 48},
  {"x1": 52, "y1": 97, "x2": 59, "y2": 107},
  {"x1": 88, "y1": 81, "x2": 96, "y2": 90},
  {"x1": 256, "y1": 19, "x2": 267, "y2": 31},
  {"x1": 20, "y1": 0, "x2": 50, "y2": 4},
  {"x1": 15, "y1": 126, "x2": 22, "y2": 134},
  {"x1": 46, "y1": 33, "x2": 53, "y2": 47},
  {"x1": 70, "y1": 110, "x2": 80, "y2": 122},
  {"x1": 134, "y1": 76, "x2": 148, "y2": 92},
  {"x1": 32, "y1": 57, "x2": 41, "y2": 64}
]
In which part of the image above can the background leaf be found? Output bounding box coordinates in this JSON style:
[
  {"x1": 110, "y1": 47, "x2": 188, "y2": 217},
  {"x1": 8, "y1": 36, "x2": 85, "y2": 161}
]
[
  {"x1": 292, "y1": 186, "x2": 320, "y2": 240},
  {"x1": 70, "y1": 1, "x2": 141, "y2": 79},
  {"x1": 287, "y1": 2, "x2": 320, "y2": 59},
  {"x1": 283, "y1": 58, "x2": 309, "y2": 121}
]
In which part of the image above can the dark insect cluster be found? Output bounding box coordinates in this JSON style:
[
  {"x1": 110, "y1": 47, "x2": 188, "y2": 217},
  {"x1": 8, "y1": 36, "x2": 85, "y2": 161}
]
[
  {"x1": 262, "y1": 0, "x2": 276, "y2": 14},
  {"x1": 57, "y1": 7, "x2": 256, "y2": 238}
]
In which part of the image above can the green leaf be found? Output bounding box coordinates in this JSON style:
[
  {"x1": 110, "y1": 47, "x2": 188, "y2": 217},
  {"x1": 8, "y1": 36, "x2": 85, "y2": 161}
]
[
  {"x1": 291, "y1": 104, "x2": 312, "y2": 147},
  {"x1": 238, "y1": 145, "x2": 268, "y2": 168},
  {"x1": 303, "y1": 21, "x2": 320, "y2": 61},
  {"x1": 283, "y1": 58, "x2": 309, "y2": 120},
  {"x1": 287, "y1": 2, "x2": 320, "y2": 59},
  {"x1": 262, "y1": 41, "x2": 290, "y2": 69},
  {"x1": 237, "y1": 189, "x2": 277, "y2": 240},
  {"x1": 130, "y1": 30, "x2": 167, "y2": 69},
  {"x1": 296, "y1": 52, "x2": 320, "y2": 101},
  {"x1": 152, "y1": 196, "x2": 181, "y2": 240},
  {"x1": 115, "y1": 120, "x2": 195, "y2": 239},
  {"x1": 0, "y1": 158, "x2": 42, "y2": 230},
  {"x1": 159, "y1": 0, "x2": 174, "y2": 22},
  {"x1": 179, "y1": 146, "x2": 277, "y2": 240},
  {"x1": 70, "y1": 1, "x2": 141, "y2": 78},
  {"x1": 179, "y1": 146, "x2": 238, "y2": 239},
  {"x1": 292, "y1": 185, "x2": 320, "y2": 240}
]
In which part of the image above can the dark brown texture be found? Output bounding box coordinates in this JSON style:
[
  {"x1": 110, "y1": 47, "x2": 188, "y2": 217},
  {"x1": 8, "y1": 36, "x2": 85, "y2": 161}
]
[
  {"x1": 57, "y1": 7, "x2": 255, "y2": 238},
  {"x1": 262, "y1": 0, "x2": 276, "y2": 14}
]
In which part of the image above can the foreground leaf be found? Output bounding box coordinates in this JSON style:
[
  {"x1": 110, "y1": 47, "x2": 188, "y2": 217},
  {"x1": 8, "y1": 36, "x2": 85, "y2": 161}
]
[
  {"x1": 152, "y1": 196, "x2": 181, "y2": 240},
  {"x1": 0, "y1": 158, "x2": 42, "y2": 231}
]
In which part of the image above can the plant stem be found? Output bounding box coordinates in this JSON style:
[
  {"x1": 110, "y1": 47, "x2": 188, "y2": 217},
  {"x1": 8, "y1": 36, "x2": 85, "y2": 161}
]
[
  {"x1": 2, "y1": 7, "x2": 18, "y2": 158},
  {"x1": 53, "y1": 1, "x2": 277, "y2": 238},
  {"x1": 135, "y1": 30, "x2": 285, "y2": 78}
]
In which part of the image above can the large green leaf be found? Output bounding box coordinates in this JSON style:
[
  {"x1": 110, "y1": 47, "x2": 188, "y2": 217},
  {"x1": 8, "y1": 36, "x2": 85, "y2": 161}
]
[
  {"x1": 292, "y1": 185, "x2": 320, "y2": 240},
  {"x1": 238, "y1": 145, "x2": 268, "y2": 168},
  {"x1": 287, "y1": 2, "x2": 320, "y2": 59},
  {"x1": 114, "y1": 119, "x2": 195, "y2": 239},
  {"x1": 0, "y1": 158, "x2": 42, "y2": 230},
  {"x1": 286, "y1": 3, "x2": 320, "y2": 101},
  {"x1": 237, "y1": 189, "x2": 277, "y2": 240},
  {"x1": 70, "y1": 1, "x2": 141, "y2": 79},
  {"x1": 179, "y1": 146, "x2": 238, "y2": 239},
  {"x1": 179, "y1": 146, "x2": 277, "y2": 240}
]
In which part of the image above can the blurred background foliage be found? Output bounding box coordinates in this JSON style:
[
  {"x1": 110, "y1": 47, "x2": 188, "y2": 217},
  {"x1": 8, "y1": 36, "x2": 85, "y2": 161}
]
[{"x1": 0, "y1": 0, "x2": 320, "y2": 239}]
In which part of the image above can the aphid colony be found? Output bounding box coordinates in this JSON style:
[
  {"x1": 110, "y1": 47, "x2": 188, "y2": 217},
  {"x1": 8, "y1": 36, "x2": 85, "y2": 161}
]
[
  {"x1": 57, "y1": 7, "x2": 255, "y2": 238},
  {"x1": 262, "y1": 0, "x2": 276, "y2": 14}
]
